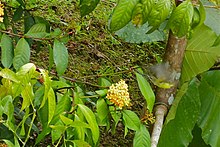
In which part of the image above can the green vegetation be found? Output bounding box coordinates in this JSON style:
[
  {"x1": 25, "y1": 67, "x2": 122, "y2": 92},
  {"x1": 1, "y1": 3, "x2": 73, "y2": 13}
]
[{"x1": 0, "y1": 0, "x2": 220, "y2": 146}]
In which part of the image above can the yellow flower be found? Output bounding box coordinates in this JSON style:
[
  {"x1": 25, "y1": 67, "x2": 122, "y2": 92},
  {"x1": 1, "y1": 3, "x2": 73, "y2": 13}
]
[
  {"x1": 0, "y1": 2, "x2": 4, "y2": 22},
  {"x1": 106, "y1": 79, "x2": 131, "y2": 109},
  {"x1": 141, "y1": 110, "x2": 155, "y2": 124}
]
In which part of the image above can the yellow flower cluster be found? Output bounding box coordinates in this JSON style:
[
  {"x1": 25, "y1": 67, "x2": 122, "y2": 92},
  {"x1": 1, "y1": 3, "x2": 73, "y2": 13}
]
[
  {"x1": 0, "y1": 2, "x2": 4, "y2": 22},
  {"x1": 106, "y1": 79, "x2": 131, "y2": 109}
]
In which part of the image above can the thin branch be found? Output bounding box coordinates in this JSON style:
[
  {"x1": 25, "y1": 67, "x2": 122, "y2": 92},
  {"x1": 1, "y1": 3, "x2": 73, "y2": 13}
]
[{"x1": 0, "y1": 29, "x2": 51, "y2": 41}]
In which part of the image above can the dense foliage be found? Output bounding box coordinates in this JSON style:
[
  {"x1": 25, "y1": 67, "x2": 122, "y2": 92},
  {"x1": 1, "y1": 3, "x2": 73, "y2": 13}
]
[{"x1": 0, "y1": 0, "x2": 220, "y2": 146}]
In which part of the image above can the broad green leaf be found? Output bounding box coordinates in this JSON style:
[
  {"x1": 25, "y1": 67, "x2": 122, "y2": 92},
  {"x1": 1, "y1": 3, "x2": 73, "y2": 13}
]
[
  {"x1": 24, "y1": 11, "x2": 35, "y2": 33},
  {"x1": 53, "y1": 40, "x2": 68, "y2": 76},
  {"x1": 12, "y1": 6, "x2": 23, "y2": 22},
  {"x1": 78, "y1": 104, "x2": 99, "y2": 144},
  {"x1": 98, "y1": 77, "x2": 111, "y2": 87},
  {"x1": 158, "y1": 79, "x2": 200, "y2": 147},
  {"x1": 181, "y1": 24, "x2": 220, "y2": 83},
  {"x1": 135, "y1": 68, "x2": 155, "y2": 112},
  {"x1": 109, "y1": 0, "x2": 139, "y2": 32},
  {"x1": 133, "y1": 124, "x2": 151, "y2": 147},
  {"x1": 51, "y1": 92, "x2": 71, "y2": 123},
  {"x1": 80, "y1": 0, "x2": 100, "y2": 17},
  {"x1": 39, "y1": 69, "x2": 51, "y2": 108},
  {"x1": 96, "y1": 99, "x2": 109, "y2": 123},
  {"x1": 16, "y1": 63, "x2": 36, "y2": 76},
  {"x1": 73, "y1": 140, "x2": 91, "y2": 147},
  {"x1": 122, "y1": 110, "x2": 141, "y2": 131},
  {"x1": 25, "y1": 23, "x2": 48, "y2": 38},
  {"x1": 35, "y1": 127, "x2": 51, "y2": 145},
  {"x1": 95, "y1": 89, "x2": 107, "y2": 97},
  {"x1": 1, "y1": 34, "x2": 13, "y2": 68},
  {"x1": 164, "y1": 82, "x2": 189, "y2": 125},
  {"x1": 50, "y1": 121, "x2": 66, "y2": 143},
  {"x1": 60, "y1": 115, "x2": 90, "y2": 128},
  {"x1": 198, "y1": 71, "x2": 220, "y2": 147},
  {"x1": 48, "y1": 87, "x2": 56, "y2": 124},
  {"x1": 115, "y1": 22, "x2": 165, "y2": 43},
  {"x1": 13, "y1": 38, "x2": 30, "y2": 71},
  {"x1": 21, "y1": 84, "x2": 34, "y2": 111},
  {"x1": 0, "y1": 68, "x2": 19, "y2": 82},
  {"x1": 213, "y1": 35, "x2": 220, "y2": 47},
  {"x1": 167, "y1": 0, "x2": 194, "y2": 37},
  {"x1": 147, "y1": 0, "x2": 171, "y2": 33},
  {"x1": 205, "y1": 8, "x2": 220, "y2": 35}
]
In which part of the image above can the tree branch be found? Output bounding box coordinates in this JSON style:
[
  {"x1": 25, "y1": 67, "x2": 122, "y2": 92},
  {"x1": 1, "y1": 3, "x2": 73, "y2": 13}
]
[{"x1": 151, "y1": 31, "x2": 187, "y2": 146}]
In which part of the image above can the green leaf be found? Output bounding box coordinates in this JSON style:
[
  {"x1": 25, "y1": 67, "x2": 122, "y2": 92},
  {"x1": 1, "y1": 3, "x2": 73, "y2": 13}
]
[
  {"x1": 98, "y1": 77, "x2": 111, "y2": 87},
  {"x1": 21, "y1": 83, "x2": 34, "y2": 111},
  {"x1": 80, "y1": 0, "x2": 100, "y2": 17},
  {"x1": 135, "y1": 68, "x2": 155, "y2": 112},
  {"x1": 12, "y1": 6, "x2": 23, "y2": 22},
  {"x1": 48, "y1": 87, "x2": 56, "y2": 124},
  {"x1": 115, "y1": 22, "x2": 165, "y2": 43},
  {"x1": 158, "y1": 79, "x2": 200, "y2": 147},
  {"x1": 40, "y1": 70, "x2": 51, "y2": 108},
  {"x1": 60, "y1": 115, "x2": 90, "y2": 128},
  {"x1": 122, "y1": 110, "x2": 141, "y2": 131},
  {"x1": 95, "y1": 89, "x2": 107, "y2": 97},
  {"x1": 50, "y1": 121, "x2": 66, "y2": 143},
  {"x1": 167, "y1": 0, "x2": 194, "y2": 37},
  {"x1": 13, "y1": 38, "x2": 30, "y2": 71},
  {"x1": 78, "y1": 104, "x2": 100, "y2": 144},
  {"x1": 212, "y1": 35, "x2": 220, "y2": 47},
  {"x1": 24, "y1": 11, "x2": 35, "y2": 33},
  {"x1": 73, "y1": 140, "x2": 91, "y2": 147},
  {"x1": 52, "y1": 92, "x2": 71, "y2": 123},
  {"x1": 97, "y1": 99, "x2": 109, "y2": 123},
  {"x1": 109, "y1": 0, "x2": 139, "y2": 32},
  {"x1": 25, "y1": 23, "x2": 47, "y2": 38},
  {"x1": 181, "y1": 24, "x2": 220, "y2": 82},
  {"x1": 1, "y1": 34, "x2": 14, "y2": 68},
  {"x1": 133, "y1": 124, "x2": 151, "y2": 147},
  {"x1": 53, "y1": 40, "x2": 68, "y2": 76},
  {"x1": 205, "y1": 8, "x2": 220, "y2": 35},
  {"x1": 0, "y1": 68, "x2": 19, "y2": 82},
  {"x1": 147, "y1": 0, "x2": 171, "y2": 33},
  {"x1": 197, "y1": 71, "x2": 220, "y2": 147}
]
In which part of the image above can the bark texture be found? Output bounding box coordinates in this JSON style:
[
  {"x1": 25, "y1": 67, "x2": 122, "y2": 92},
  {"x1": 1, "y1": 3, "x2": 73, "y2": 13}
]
[{"x1": 151, "y1": 31, "x2": 187, "y2": 146}]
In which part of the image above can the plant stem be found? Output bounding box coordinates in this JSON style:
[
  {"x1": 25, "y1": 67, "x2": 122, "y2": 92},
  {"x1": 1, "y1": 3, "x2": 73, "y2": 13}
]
[{"x1": 151, "y1": 30, "x2": 187, "y2": 146}]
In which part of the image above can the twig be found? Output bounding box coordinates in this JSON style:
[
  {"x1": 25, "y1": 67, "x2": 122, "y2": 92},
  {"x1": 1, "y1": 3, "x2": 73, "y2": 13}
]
[{"x1": 0, "y1": 30, "x2": 50, "y2": 41}]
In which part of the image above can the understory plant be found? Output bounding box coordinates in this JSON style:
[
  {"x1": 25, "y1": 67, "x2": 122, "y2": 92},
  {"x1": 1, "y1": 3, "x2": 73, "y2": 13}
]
[{"x1": 0, "y1": 0, "x2": 220, "y2": 146}]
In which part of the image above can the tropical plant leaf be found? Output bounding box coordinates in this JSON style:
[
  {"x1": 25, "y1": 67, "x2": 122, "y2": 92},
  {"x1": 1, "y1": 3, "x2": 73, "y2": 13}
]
[
  {"x1": 0, "y1": 68, "x2": 19, "y2": 83},
  {"x1": 205, "y1": 8, "x2": 220, "y2": 35},
  {"x1": 60, "y1": 115, "x2": 90, "y2": 128},
  {"x1": 181, "y1": 24, "x2": 220, "y2": 83},
  {"x1": 158, "y1": 78, "x2": 200, "y2": 147},
  {"x1": 12, "y1": 6, "x2": 23, "y2": 22},
  {"x1": 53, "y1": 40, "x2": 68, "y2": 76},
  {"x1": 1, "y1": 34, "x2": 13, "y2": 68},
  {"x1": 122, "y1": 110, "x2": 141, "y2": 131},
  {"x1": 80, "y1": 0, "x2": 100, "y2": 17},
  {"x1": 78, "y1": 104, "x2": 99, "y2": 144},
  {"x1": 21, "y1": 84, "x2": 34, "y2": 111},
  {"x1": 96, "y1": 98, "x2": 109, "y2": 123},
  {"x1": 25, "y1": 23, "x2": 48, "y2": 38},
  {"x1": 167, "y1": 0, "x2": 194, "y2": 37},
  {"x1": 115, "y1": 22, "x2": 165, "y2": 43},
  {"x1": 135, "y1": 68, "x2": 155, "y2": 112},
  {"x1": 109, "y1": 0, "x2": 139, "y2": 32},
  {"x1": 48, "y1": 87, "x2": 56, "y2": 124},
  {"x1": 13, "y1": 38, "x2": 30, "y2": 71},
  {"x1": 198, "y1": 71, "x2": 220, "y2": 147},
  {"x1": 133, "y1": 124, "x2": 151, "y2": 147},
  {"x1": 73, "y1": 140, "x2": 91, "y2": 147},
  {"x1": 147, "y1": 0, "x2": 171, "y2": 33}
]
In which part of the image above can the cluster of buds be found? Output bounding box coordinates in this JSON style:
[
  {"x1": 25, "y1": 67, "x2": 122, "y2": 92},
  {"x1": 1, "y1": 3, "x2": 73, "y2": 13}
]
[
  {"x1": 0, "y1": 2, "x2": 4, "y2": 22},
  {"x1": 106, "y1": 79, "x2": 131, "y2": 109},
  {"x1": 141, "y1": 110, "x2": 155, "y2": 124}
]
